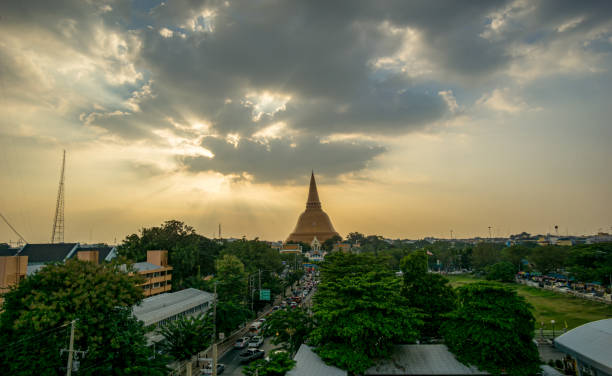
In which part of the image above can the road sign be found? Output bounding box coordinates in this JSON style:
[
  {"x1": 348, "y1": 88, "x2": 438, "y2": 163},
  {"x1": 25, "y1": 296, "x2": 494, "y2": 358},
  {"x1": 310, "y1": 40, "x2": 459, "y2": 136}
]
[{"x1": 259, "y1": 289, "x2": 271, "y2": 301}]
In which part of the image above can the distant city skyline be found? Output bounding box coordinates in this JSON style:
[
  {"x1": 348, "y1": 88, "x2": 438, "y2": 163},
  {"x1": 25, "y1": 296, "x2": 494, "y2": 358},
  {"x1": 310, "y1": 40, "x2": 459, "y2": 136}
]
[{"x1": 1, "y1": 1, "x2": 611, "y2": 244}]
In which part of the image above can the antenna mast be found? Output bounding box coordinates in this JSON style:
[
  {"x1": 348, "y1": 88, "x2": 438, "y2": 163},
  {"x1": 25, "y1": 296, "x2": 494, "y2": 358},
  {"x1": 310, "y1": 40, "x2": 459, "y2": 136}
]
[{"x1": 51, "y1": 150, "x2": 66, "y2": 244}]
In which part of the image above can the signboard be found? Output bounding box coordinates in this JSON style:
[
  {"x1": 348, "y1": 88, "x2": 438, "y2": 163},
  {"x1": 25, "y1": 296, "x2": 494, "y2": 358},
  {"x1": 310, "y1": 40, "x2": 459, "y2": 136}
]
[{"x1": 259, "y1": 289, "x2": 271, "y2": 301}]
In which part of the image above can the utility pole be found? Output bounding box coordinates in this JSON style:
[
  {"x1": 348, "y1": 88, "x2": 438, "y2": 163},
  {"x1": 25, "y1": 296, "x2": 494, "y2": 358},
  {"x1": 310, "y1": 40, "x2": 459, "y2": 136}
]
[
  {"x1": 258, "y1": 269, "x2": 262, "y2": 291},
  {"x1": 66, "y1": 320, "x2": 75, "y2": 376},
  {"x1": 61, "y1": 320, "x2": 84, "y2": 376},
  {"x1": 488, "y1": 226, "x2": 492, "y2": 241}
]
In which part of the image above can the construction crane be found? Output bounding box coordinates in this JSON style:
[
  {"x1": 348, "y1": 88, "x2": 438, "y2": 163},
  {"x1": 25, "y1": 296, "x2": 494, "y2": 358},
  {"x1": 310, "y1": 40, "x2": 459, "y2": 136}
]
[{"x1": 51, "y1": 150, "x2": 66, "y2": 244}]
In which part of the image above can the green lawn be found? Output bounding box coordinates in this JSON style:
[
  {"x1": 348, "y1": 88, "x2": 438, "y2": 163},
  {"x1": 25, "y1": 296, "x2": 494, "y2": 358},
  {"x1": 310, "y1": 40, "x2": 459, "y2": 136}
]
[{"x1": 446, "y1": 274, "x2": 612, "y2": 330}]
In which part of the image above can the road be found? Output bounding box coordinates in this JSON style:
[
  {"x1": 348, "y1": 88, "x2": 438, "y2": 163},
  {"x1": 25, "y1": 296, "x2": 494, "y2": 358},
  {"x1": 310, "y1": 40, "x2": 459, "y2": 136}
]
[
  {"x1": 218, "y1": 336, "x2": 278, "y2": 376},
  {"x1": 217, "y1": 285, "x2": 317, "y2": 376}
]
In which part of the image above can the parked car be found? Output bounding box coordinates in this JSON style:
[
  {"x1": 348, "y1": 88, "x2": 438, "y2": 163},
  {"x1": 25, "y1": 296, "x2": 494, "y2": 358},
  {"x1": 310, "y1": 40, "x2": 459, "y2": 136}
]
[
  {"x1": 272, "y1": 305, "x2": 280, "y2": 311},
  {"x1": 258, "y1": 318, "x2": 266, "y2": 323},
  {"x1": 239, "y1": 348, "x2": 265, "y2": 363},
  {"x1": 248, "y1": 336, "x2": 264, "y2": 348},
  {"x1": 201, "y1": 363, "x2": 225, "y2": 375},
  {"x1": 234, "y1": 337, "x2": 250, "y2": 349},
  {"x1": 290, "y1": 302, "x2": 297, "y2": 309}
]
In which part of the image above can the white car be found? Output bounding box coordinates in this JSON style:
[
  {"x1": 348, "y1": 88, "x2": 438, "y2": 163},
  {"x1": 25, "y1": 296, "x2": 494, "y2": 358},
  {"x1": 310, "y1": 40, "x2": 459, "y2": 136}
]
[
  {"x1": 234, "y1": 337, "x2": 250, "y2": 349},
  {"x1": 248, "y1": 336, "x2": 264, "y2": 348}
]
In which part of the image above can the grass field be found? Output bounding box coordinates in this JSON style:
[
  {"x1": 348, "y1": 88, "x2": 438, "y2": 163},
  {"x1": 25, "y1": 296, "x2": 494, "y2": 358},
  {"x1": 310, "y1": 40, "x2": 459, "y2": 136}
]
[{"x1": 446, "y1": 274, "x2": 612, "y2": 330}]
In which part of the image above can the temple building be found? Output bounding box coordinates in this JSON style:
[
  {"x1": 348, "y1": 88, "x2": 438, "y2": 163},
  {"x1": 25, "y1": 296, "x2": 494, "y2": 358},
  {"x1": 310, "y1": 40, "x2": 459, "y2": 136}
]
[{"x1": 286, "y1": 172, "x2": 340, "y2": 244}]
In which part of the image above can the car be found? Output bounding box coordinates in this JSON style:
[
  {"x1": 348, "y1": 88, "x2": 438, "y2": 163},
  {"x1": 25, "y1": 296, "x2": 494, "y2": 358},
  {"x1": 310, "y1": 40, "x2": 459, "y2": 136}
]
[
  {"x1": 248, "y1": 335, "x2": 264, "y2": 348},
  {"x1": 234, "y1": 336, "x2": 250, "y2": 349},
  {"x1": 200, "y1": 363, "x2": 225, "y2": 375},
  {"x1": 239, "y1": 348, "x2": 265, "y2": 363},
  {"x1": 272, "y1": 305, "x2": 280, "y2": 310},
  {"x1": 290, "y1": 302, "x2": 297, "y2": 308},
  {"x1": 258, "y1": 318, "x2": 266, "y2": 323}
]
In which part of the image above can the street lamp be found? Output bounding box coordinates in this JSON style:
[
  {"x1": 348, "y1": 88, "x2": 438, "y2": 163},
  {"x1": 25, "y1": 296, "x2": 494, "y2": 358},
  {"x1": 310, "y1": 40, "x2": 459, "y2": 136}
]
[{"x1": 551, "y1": 319, "x2": 556, "y2": 338}]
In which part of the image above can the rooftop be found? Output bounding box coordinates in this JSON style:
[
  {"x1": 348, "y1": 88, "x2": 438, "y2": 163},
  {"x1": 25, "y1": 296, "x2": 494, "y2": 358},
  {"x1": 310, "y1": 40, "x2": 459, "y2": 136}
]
[
  {"x1": 133, "y1": 261, "x2": 164, "y2": 272},
  {"x1": 554, "y1": 319, "x2": 612, "y2": 375},
  {"x1": 18, "y1": 243, "x2": 78, "y2": 263},
  {"x1": 287, "y1": 344, "x2": 347, "y2": 376},
  {"x1": 132, "y1": 288, "x2": 214, "y2": 326},
  {"x1": 365, "y1": 344, "x2": 488, "y2": 375}
]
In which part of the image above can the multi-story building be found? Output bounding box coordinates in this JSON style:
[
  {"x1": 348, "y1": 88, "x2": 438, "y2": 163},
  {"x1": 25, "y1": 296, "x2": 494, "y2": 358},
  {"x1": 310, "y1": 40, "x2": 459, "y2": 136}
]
[{"x1": 132, "y1": 250, "x2": 173, "y2": 297}]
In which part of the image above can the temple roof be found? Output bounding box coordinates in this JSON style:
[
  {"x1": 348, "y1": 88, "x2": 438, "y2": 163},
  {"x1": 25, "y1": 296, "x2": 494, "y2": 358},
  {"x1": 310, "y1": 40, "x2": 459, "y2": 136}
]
[{"x1": 286, "y1": 172, "x2": 340, "y2": 244}]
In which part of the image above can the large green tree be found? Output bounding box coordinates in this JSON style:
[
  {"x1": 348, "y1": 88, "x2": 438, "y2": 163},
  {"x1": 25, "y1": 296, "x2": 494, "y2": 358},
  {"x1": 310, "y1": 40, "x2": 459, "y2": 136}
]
[
  {"x1": 215, "y1": 254, "x2": 248, "y2": 304},
  {"x1": 311, "y1": 255, "x2": 421, "y2": 374},
  {"x1": 158, "y1": 313, "x2": 213, "y2": 361},
  {"x1": 263, "y1": 308, "x2": 313, "y2": 354},
  {"x1": 0, "y1": 259, "x2": 165, "y2": 376},
  {"x1": 118, "y1": 220, "x2": 221, "y2": 290},
  {"x1": 530, "y1": 245, "x2": 568, "y2": 275},
  {"x1": 485, "y1": 261, "x2": 517, "y2": 283},
  {"x1": 567, "y1": 243, "x2": 612, "y2": 285},
  {"x1": 471, "y1": 242, "x2": 502, "y2": 270},
  {"x1": 441, "y1": 282, "x2": 540, "y2": 376}
]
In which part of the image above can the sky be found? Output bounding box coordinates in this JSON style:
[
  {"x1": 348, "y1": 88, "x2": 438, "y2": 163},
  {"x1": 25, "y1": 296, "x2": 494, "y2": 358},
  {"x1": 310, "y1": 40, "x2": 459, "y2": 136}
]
[{"x1": 1, "y1": 0, "x2": 611, "y2": 244}]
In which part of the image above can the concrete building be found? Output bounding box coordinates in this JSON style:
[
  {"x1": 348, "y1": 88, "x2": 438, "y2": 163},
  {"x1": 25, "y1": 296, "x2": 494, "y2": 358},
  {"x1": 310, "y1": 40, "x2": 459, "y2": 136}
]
[
  {"x1": 280, "y1": 243, "x2": 303, "y2": 254},
  {"x1": 287, "y1": 345, "x2": 347, "y2": 376},
  {"x1": 132, "y1": 250, "x2": 173, "y2": 297}
]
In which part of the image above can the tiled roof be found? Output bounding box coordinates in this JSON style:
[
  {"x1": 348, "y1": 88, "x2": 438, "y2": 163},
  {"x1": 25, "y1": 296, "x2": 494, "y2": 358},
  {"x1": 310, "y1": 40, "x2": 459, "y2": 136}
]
[{"x1": 18, "y1": 243, "x2": 78, "y2": 263}]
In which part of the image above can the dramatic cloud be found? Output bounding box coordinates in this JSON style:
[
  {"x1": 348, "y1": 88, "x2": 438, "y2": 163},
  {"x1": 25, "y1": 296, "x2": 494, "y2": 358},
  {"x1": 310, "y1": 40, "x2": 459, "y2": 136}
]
[{"x1": 1, "y1": 0, "x2": 611, "y2": 183}]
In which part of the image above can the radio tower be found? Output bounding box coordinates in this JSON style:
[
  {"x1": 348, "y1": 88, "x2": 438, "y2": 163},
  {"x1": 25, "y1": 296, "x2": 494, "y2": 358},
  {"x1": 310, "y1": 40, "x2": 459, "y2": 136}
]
[{"x1": 51, "y1": 150, "x2": 66, "y2": 243}]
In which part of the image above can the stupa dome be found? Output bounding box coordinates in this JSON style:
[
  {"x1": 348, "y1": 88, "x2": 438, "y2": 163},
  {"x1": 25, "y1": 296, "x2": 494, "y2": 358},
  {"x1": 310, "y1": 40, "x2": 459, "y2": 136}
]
[{"x1": 286, "y1": 172, "x2": 340, "y2": 244}]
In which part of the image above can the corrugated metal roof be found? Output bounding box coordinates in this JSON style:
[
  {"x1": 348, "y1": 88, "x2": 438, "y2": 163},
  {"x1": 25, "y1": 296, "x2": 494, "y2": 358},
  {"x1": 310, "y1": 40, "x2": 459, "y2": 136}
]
[
  {"x1": 287, "y1": 345, "x2": 347, "y2": 376},
  {"x1": 133, "y1": 261, "x2": 162, "y2": 272},
  {"x1": 554, "y1": 319, "x2": 612, "y2": 375},
  {"x1": 365, "y1": 344, "x2": 489, "y2": 375},
  {"x1": 132, "y1": 288, "x2": 214, "y2": 326}
]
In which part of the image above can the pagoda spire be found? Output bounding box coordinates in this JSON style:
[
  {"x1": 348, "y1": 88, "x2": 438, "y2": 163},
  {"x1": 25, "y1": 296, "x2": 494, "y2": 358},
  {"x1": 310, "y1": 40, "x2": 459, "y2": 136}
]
[{"x1": 306, "y1": 171, "x2": 321, "y2": 209}]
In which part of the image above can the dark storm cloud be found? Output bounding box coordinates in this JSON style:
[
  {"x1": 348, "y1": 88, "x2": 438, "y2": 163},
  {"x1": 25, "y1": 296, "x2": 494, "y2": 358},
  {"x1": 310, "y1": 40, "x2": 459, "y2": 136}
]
[
  {"x1": 2, "y1": 0, "x2": 611, "y2": 182},
  {"x1": 181, "y1": 136, "x2": 385, "y2": 183}
]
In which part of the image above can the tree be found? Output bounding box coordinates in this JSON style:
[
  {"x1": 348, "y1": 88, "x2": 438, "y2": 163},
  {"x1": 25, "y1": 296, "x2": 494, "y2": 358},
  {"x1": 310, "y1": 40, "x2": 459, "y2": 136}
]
[
  {"x1": 400, "y1": 250, "x2": 428, "y2": 284},
  {"x1": 501, "y1": 245, "x2": 532, "y2": 271},
  {"x1": 117, "y1": 220, "x2": 221, "y2": 290},
  {"x1": 0, "y1": 259, "x2": 165, "y2": 376},
  {"x1": 158, "y1": 313, "x2": 213, "y2": 361},
  {"x1": 216, "y1": 254, "x2": 248, "y2": 304},
  {"x1": 263, "y1": 308, "x2": 312, "y2": 354},
  {"x1": 567, "y1": 243, "x2": 612, "y2": 285},
  {"x1": 530, "y1": 245, "x2": 568, "y2": 275},
  {"x1": 311, "y1": 265, "x2": 421, "y2": 374},
  {"x1": 322, "y1": 234, "x2": 342, "y2": 252},
  {"x1": 320, "y1": 252, "x2": 391, "y2": 284},
  {"x1": 402, "y1": 273, "x2": 456, "y2": 339},
  {"x1": 471, "y1": 242, "x2": 502, "y2": 270},
  {"x1": 345, "y1": 232, "x2": 366, "y2": 245},
  {"x1": 243, "y1": 351, "x2": 296, "y2": 376},
  {"x1": 216, "y1": 300, "x2": 252, "y2": 338},
  {"x1": 441, "y1": 282, "x2": 540, "y2": 376},
  {"x1": 485, "y1": 261, "x2": 516, "y2": 283}
]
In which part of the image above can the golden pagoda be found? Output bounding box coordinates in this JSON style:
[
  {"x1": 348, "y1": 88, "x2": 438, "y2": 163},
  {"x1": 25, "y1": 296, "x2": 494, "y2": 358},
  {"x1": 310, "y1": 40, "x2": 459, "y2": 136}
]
[{"x1": 286, "y1": 172, "x2": 340, "y2": 244}]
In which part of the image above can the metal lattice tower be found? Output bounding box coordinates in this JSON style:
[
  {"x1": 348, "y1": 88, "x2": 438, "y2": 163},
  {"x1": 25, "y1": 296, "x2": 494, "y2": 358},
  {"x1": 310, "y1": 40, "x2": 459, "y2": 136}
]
[{"x1": 51, "y1": 150, "x2": 66, "y2": 243}]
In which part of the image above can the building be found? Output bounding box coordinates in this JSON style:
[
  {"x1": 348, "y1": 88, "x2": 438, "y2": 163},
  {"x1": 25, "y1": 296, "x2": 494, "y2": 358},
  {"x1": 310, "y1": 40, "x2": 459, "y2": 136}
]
[
  {"x1": 132, "y1": 287, "x2": 214, "y2": 329},
  {"x1": 0, "y1": 255, "x2": 28, "y2": 305},
  {"x1": 280, "y1": 243, "x2": 303, "y2": 254},
  {"x1": 286, "y1": 172, "x2": 340, "y2": 244},
  {"x1": 131, "y1": 250, "x2": 173, "y2": 297},
  {"x1": 554, "y1": 319, "x2": 612, "y2": 376},
  {"x1": 333, "y1": 242, "x2": 351, "y2": 253}
]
